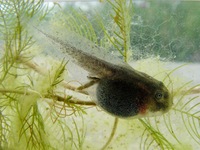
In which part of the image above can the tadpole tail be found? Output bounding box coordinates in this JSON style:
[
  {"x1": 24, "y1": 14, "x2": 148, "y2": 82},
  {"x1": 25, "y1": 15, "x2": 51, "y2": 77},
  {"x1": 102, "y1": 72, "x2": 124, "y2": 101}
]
[{"x1": 36, "y1": 28, "x2": 115, "y2": 78}]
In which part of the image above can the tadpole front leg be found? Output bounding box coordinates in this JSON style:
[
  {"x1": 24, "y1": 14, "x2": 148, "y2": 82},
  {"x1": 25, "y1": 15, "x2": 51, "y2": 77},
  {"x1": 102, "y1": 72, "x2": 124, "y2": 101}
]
[{"x1": 76, "y1": 76, "x2": 100, "y2": 91}]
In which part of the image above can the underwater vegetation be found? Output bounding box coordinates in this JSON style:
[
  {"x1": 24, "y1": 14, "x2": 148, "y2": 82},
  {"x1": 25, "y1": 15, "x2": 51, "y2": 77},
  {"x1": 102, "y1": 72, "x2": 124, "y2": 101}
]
[{"x1": 0, "y1": 0, "x2": 200, "y2": 150}]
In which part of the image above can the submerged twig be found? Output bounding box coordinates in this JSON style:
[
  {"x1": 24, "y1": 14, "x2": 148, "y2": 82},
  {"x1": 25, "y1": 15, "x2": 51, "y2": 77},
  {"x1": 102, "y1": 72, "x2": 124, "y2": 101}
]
[
  {"x1": 55, "y1": 95, "x2": 96, "y2": 106},
  {"x1": 101, "y1": 118, "x2": 119, "y2": 150},
  {"x1": 181, "y1": 86, "x2": 200, "y2": 95},
  {"x1": 0, "y1": 88, "x2": 96, "y2": 106}
]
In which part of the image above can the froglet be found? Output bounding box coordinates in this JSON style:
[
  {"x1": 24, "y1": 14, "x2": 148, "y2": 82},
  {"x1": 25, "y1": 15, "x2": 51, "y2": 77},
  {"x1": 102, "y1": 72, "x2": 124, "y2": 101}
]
[{"x1": 38, "y1": 29, "x2": 172, "y2": 118}]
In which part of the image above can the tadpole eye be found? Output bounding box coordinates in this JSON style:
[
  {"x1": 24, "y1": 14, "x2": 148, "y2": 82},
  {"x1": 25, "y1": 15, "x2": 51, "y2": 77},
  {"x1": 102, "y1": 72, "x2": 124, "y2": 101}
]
[{"x1": 155, "y1": 91, "x2": 163, "y2": 100}]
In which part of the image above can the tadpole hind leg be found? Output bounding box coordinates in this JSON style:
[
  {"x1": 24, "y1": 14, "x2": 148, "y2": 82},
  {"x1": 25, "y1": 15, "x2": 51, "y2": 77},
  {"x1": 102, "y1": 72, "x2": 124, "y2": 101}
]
[{"x1": 76, "y1": 76, "x2": 100, "y2": 91}]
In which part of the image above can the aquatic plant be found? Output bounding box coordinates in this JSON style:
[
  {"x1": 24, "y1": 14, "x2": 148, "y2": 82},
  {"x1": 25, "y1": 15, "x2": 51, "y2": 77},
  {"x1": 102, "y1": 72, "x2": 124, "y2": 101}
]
[{"x1": 0, "y1": 0, "x2": 199, "y2": 150}]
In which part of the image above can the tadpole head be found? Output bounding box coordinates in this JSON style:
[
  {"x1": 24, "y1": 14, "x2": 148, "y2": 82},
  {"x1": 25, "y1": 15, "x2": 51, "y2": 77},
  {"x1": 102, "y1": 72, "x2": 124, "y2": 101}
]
[
  {"x1": 145, "y1": 82, "x2": 173, "y2": 116},
  {"x1": 128, "y1": 70, "x2": 173, "y2": 118}
]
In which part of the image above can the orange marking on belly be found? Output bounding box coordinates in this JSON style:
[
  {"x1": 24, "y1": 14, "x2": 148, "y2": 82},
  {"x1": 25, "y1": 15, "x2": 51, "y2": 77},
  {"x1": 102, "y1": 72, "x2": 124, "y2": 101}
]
[{"x1": 139, "y1": 104, "x2": 147, "y2": 115}]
